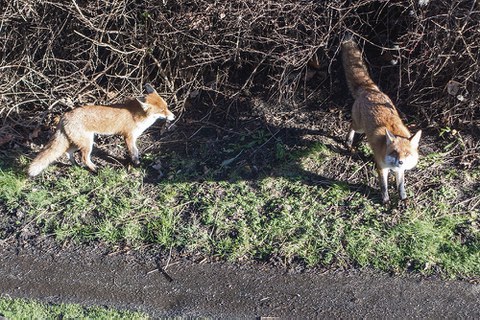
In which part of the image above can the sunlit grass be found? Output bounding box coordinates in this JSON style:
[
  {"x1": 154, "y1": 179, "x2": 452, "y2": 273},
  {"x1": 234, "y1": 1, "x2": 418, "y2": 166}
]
[
  {"x1": 0, "y1": 296, "x2": 148, "y2": 320},
  {"x1": 0, "y1": 138, "x2": 478, "y2": 278}
]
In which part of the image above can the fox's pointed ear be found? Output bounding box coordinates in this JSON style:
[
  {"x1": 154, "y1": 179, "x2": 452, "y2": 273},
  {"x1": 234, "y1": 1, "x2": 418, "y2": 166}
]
[
  {"x1": 410, "y1": 130, "x2": 422, "y2": 148},
  {"x1": 136, "y1": 97, "x2": 149, "y2": 111},
  {"x1": 385, "y1": 129, "x2": 395, "y2": 145},
  {"x1": 144, "y1": 83, "x2": 157, "y2": 94}
]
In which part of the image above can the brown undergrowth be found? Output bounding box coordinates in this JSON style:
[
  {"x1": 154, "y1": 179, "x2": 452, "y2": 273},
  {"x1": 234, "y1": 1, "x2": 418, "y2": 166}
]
[{"x1": 1, "y1": 1, "x2": 478, "y2": 147}]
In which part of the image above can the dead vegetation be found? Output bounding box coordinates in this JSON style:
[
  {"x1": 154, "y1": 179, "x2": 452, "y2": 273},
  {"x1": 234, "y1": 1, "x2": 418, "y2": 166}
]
[{"x1": 0, "y1": 0, "x2": 479, "y2": 165}]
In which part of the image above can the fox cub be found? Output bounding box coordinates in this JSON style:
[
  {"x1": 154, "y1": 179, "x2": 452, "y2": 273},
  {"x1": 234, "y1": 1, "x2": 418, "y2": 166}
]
[
  {"x1": 28, "y1": 84, "x2": 175, "y2": 177},
  {"x1": 342, "y1": 37, "x2": 421, "y2": 203}
]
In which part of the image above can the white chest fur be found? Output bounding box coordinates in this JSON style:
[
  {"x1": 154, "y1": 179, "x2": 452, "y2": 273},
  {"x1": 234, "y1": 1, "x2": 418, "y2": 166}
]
[{"x1": 132, "y1": 115, "x2": 159, "y2": 139}]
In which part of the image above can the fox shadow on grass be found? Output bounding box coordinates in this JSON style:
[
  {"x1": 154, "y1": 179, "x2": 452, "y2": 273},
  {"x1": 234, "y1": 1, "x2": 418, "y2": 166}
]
[
  {"x1": 15, "y1": 99, "x2": 381, "y2": 203},
  {"x1": 138, "y1": 102, "x2": 381, "y2": 203}
]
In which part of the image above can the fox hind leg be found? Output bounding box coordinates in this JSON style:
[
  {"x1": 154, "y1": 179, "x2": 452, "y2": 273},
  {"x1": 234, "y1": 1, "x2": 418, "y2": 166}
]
[
  {"x1": 65, "y1": 146, "x2": 79, "y2": 166},
  {"x1": 346, "y1": 125, "x2": 356, "y2": 149},
  {"x1": 345, "y1": 121, "x2": 364, "y2": 150},
  {"x1": 74, "y1": 133, "x2": 97, "y2": 172},
  {"x1": 80, "y1": 146, "x2": 97, "y2": 172}
]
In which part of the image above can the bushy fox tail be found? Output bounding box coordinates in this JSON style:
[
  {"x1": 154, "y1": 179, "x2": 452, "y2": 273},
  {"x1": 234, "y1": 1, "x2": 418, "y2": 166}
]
[
  {"x1": 28, "y1": 127, "x2": 70, "y2": 177},
  {"x1": 341, "y1": 36, "x2": 377, "y2": 98}
]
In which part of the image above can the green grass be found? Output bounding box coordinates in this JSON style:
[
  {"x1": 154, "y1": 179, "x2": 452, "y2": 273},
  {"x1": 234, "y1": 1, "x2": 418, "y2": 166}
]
[
  {"x1": 0, "y1": 296, "x2": 148, "y2": 320},
  {"x1": 0, "y1": 140, "x2": 479, "y2": 279}
]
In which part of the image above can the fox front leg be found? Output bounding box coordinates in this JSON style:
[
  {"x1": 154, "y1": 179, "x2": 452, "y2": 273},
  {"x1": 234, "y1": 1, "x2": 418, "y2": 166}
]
[
  {"x1": 125, "y1": 135, "x2": 141, "y2": 165},
  {"x1": 378, "y1": 167, "x2": 390, "y2": 204},
  {"x1": 395, "y1": 169, "x2": 407, "y2": 201}
]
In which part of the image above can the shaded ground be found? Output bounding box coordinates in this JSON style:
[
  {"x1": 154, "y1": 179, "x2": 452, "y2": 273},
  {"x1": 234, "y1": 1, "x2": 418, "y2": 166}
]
[
  {"x1": 14, "y1": 95, "x2": 479, "y2": 221},
  {"x1": 1, "y1": 240, "x2": 479, "y2": 318}
]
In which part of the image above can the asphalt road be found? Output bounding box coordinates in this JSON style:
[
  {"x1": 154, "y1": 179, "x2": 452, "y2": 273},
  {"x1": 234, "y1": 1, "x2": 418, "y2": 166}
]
[{"x1": 0, "y1": 244, "x2": 479, "y2": 318}]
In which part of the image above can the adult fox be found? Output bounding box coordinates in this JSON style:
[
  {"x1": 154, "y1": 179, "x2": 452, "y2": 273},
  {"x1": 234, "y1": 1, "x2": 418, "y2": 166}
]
[
  {"x1": 342, "y1": 36, "x2": 421, "y2": 204},
  {"x1": 28, "y1": 84, "x2": 175, "y2": 177}
]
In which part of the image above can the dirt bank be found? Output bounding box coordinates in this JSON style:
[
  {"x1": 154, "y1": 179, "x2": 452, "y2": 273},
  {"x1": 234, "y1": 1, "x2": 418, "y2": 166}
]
[{"x1": 0, "y1": 243, "x2": 478, "y2": 318}]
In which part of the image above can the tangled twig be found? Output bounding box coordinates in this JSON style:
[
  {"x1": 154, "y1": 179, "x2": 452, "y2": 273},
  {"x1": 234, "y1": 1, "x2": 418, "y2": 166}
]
[{"x1": 0, "y1": 0, "x2": 478, "y2": 139}]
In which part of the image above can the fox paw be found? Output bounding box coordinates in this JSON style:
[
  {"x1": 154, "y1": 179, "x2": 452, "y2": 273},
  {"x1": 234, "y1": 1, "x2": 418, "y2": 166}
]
[
  {"x1": 398, "y1": 198, "x2": 410, "y2": 208},
  {"x1": 344, "y1": 143, "x2": 358, "y2": 154},
  {"x1": 381, "y1": 193, "x2": 390, "y2": 204},
  {"x1": 132, "y1": 157, "x2": 141, "y2": 166}
]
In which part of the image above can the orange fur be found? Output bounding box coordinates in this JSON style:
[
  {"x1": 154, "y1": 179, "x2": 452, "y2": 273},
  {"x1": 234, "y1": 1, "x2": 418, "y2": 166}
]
[
  {"x1": 28, "y1": 84, "x2": 174, "y2": 177},
  {"x1": 342, "y1": 37, "x2": 421, "y2": 203}
]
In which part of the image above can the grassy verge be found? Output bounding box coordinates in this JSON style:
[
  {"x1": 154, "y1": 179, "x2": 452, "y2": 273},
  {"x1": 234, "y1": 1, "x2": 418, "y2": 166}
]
[
  {"x1": 0, "y1": 296, "x2": 147, "y2": 320},
  {"x1": 0, "y1": 136, "x2": 479, "y2": 279}
]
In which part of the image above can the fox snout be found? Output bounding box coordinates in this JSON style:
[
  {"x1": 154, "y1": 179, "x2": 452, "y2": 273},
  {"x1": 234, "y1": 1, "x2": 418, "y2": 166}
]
[
  {"x1": 385, "y1": 152, "x2": 418, "y2": 170},
  {"x1": 156, "y1": 110, "x2": 175, "y2": 122},
  {"x1": 166, "y1": 111, "x2": 175, "y2": 122}
]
